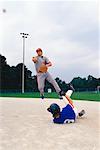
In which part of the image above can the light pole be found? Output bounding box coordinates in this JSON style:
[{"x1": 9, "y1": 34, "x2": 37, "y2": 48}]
[{"x1": 20, "y1": 33, "x2": 29, "y2": 93}]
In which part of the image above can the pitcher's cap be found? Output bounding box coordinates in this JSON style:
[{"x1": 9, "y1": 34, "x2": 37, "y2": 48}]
[{"x1": 36, "y1": 48, "x2": 42, "y2": 53}]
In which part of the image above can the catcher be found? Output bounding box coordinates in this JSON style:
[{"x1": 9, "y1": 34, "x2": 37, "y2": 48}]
[{"x1": 32, "y1": 48, "x2": 74, "y2": 99}]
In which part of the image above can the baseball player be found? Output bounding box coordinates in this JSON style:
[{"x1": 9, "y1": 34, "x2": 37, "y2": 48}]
[
  {"x1": 47, "y1": 90, "x2": 85, "y2": 124},
  {"x1": 32, "y1": 48, "x2": 74, "y2": 99}
]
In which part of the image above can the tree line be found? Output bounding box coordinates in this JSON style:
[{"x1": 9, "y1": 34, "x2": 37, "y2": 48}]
[{"x1": 0, "y1": 54, "x2": 100, "y2": 92}]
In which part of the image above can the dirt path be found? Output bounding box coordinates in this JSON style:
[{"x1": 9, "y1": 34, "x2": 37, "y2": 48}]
[{"x1": 0, "y1": 97, "x2": 99, "y2": 150}]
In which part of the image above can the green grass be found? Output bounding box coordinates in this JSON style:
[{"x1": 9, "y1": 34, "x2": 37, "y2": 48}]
[
  {"x1": 0, "y1": 92, "x2": 100, "y2": 102},
  {"x1": 71, "y1": 92, "x2": 100, "y2": 102},
  {"x1": 0, "y1": 92, "x2": 58, "y2": 98}
]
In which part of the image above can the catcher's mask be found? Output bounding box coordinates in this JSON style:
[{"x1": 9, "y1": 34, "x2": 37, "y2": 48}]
[
  {"x1": 47, "y1": 103, "x2": 60, "y2": 118},
  {"x1": 36, "y1": 48, "x2": 42, "y2": 53}
]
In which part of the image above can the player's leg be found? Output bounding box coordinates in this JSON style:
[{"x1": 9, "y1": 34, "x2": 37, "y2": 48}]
[
  {"x1": 60, "y1": 85, "x2": 74, "y2": 106},
  {"x1": 73, "y1": 107, "x2": 78, "y2": 119},
  {"x1": 62, "y1": 90, "x2": 74, "y2": 106},
  {"x1": 72, "y1": 104, "x2": 85, "y2": 119},
  {"x1": 66, "y1": 90, "x2": 73, "y2": 97},
  {"x1": 59, "y1": 84, "x2": 75, "y2": 97},
  {"x1": 37, "y1": 74, "x2": 45, "y2": 99},
  {"x1": 64, "y1": 94, "x2": 74, "y2": 108},
  {"x1": 46, "y1": 72, "x2": 63, "y2": 99}
]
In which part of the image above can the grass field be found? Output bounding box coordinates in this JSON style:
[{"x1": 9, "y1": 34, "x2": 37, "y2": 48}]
[{"x1": 0, "y1": 92, "x2": 100, "y2": 101}]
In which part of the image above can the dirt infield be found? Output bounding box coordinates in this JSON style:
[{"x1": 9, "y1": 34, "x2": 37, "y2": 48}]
[{"x1": 0, "y1": 97, "x2": 99, "y2": 150}]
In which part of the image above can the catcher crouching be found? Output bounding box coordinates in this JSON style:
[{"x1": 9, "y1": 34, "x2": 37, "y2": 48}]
[{"x1": 32, "y1": 48, "x2": 74, "y2": 99}]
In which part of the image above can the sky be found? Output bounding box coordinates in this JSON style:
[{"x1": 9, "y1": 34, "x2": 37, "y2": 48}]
[{"x1": 0, "y1": 0, "x2": 99, "y2": 83}]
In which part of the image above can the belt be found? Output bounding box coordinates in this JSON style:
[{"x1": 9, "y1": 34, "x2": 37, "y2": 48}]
[{"x1": 38, "y1": 71, "x2": 43, "y2": 73}]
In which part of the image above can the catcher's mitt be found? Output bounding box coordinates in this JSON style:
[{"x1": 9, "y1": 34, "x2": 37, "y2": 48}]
[{"x1": 38, "y1": 64, "x2": 48, "y2": 73}]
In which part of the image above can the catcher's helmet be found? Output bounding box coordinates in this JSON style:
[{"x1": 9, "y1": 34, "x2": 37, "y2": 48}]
[
  {"x1": 47, "y1": 103, "x2": 60, "y2": 117},
  {"x1": 36, "y1": 48, "x2": 42, "y2": 53}
]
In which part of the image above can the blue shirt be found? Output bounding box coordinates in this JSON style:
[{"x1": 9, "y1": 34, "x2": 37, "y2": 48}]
[{"x1": 53, "y1": 104, "x2": 76, "y2": 124}]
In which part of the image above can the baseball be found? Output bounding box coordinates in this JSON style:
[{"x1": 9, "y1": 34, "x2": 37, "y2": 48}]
[
  {"x1": 32, "y1": 57, "x2": 38, "y2": 63},
  {"x1": 2, "y1": 9, "x2": 6, "y2": 13}
]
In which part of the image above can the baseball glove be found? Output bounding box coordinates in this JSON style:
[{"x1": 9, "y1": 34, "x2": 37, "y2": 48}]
[{"x1": 38, "y1": 64, "x2": 48, "y2": 73}]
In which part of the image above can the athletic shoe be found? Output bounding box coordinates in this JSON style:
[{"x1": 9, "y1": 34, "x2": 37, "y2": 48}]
[
  {"x1": 41, "y1": 94, "x2": 44, "y2": 99},
  {"x1": 78, "y1": 110, "x2": 85, "y2": 117},
  {"x1": 59, "y1": 95, "x2": 63, "y2": 100},
  {"x1": 68, "y1": 83, "x2": 75, "y2": 91},
  {"x1": 59, "y1": 91, "x2": 66, "y2": 96}
]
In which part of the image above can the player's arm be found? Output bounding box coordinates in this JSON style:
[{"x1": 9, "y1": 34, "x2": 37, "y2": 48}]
[
  {"x1": 46, "y1": 61, "x2": 52, "y2": 67},
  {"x1": 32, "y1": 56, "x2": 38, "y2": 63},
  {"x1": 45, "y1": 57, "x2": 52, "y2": 68}
]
